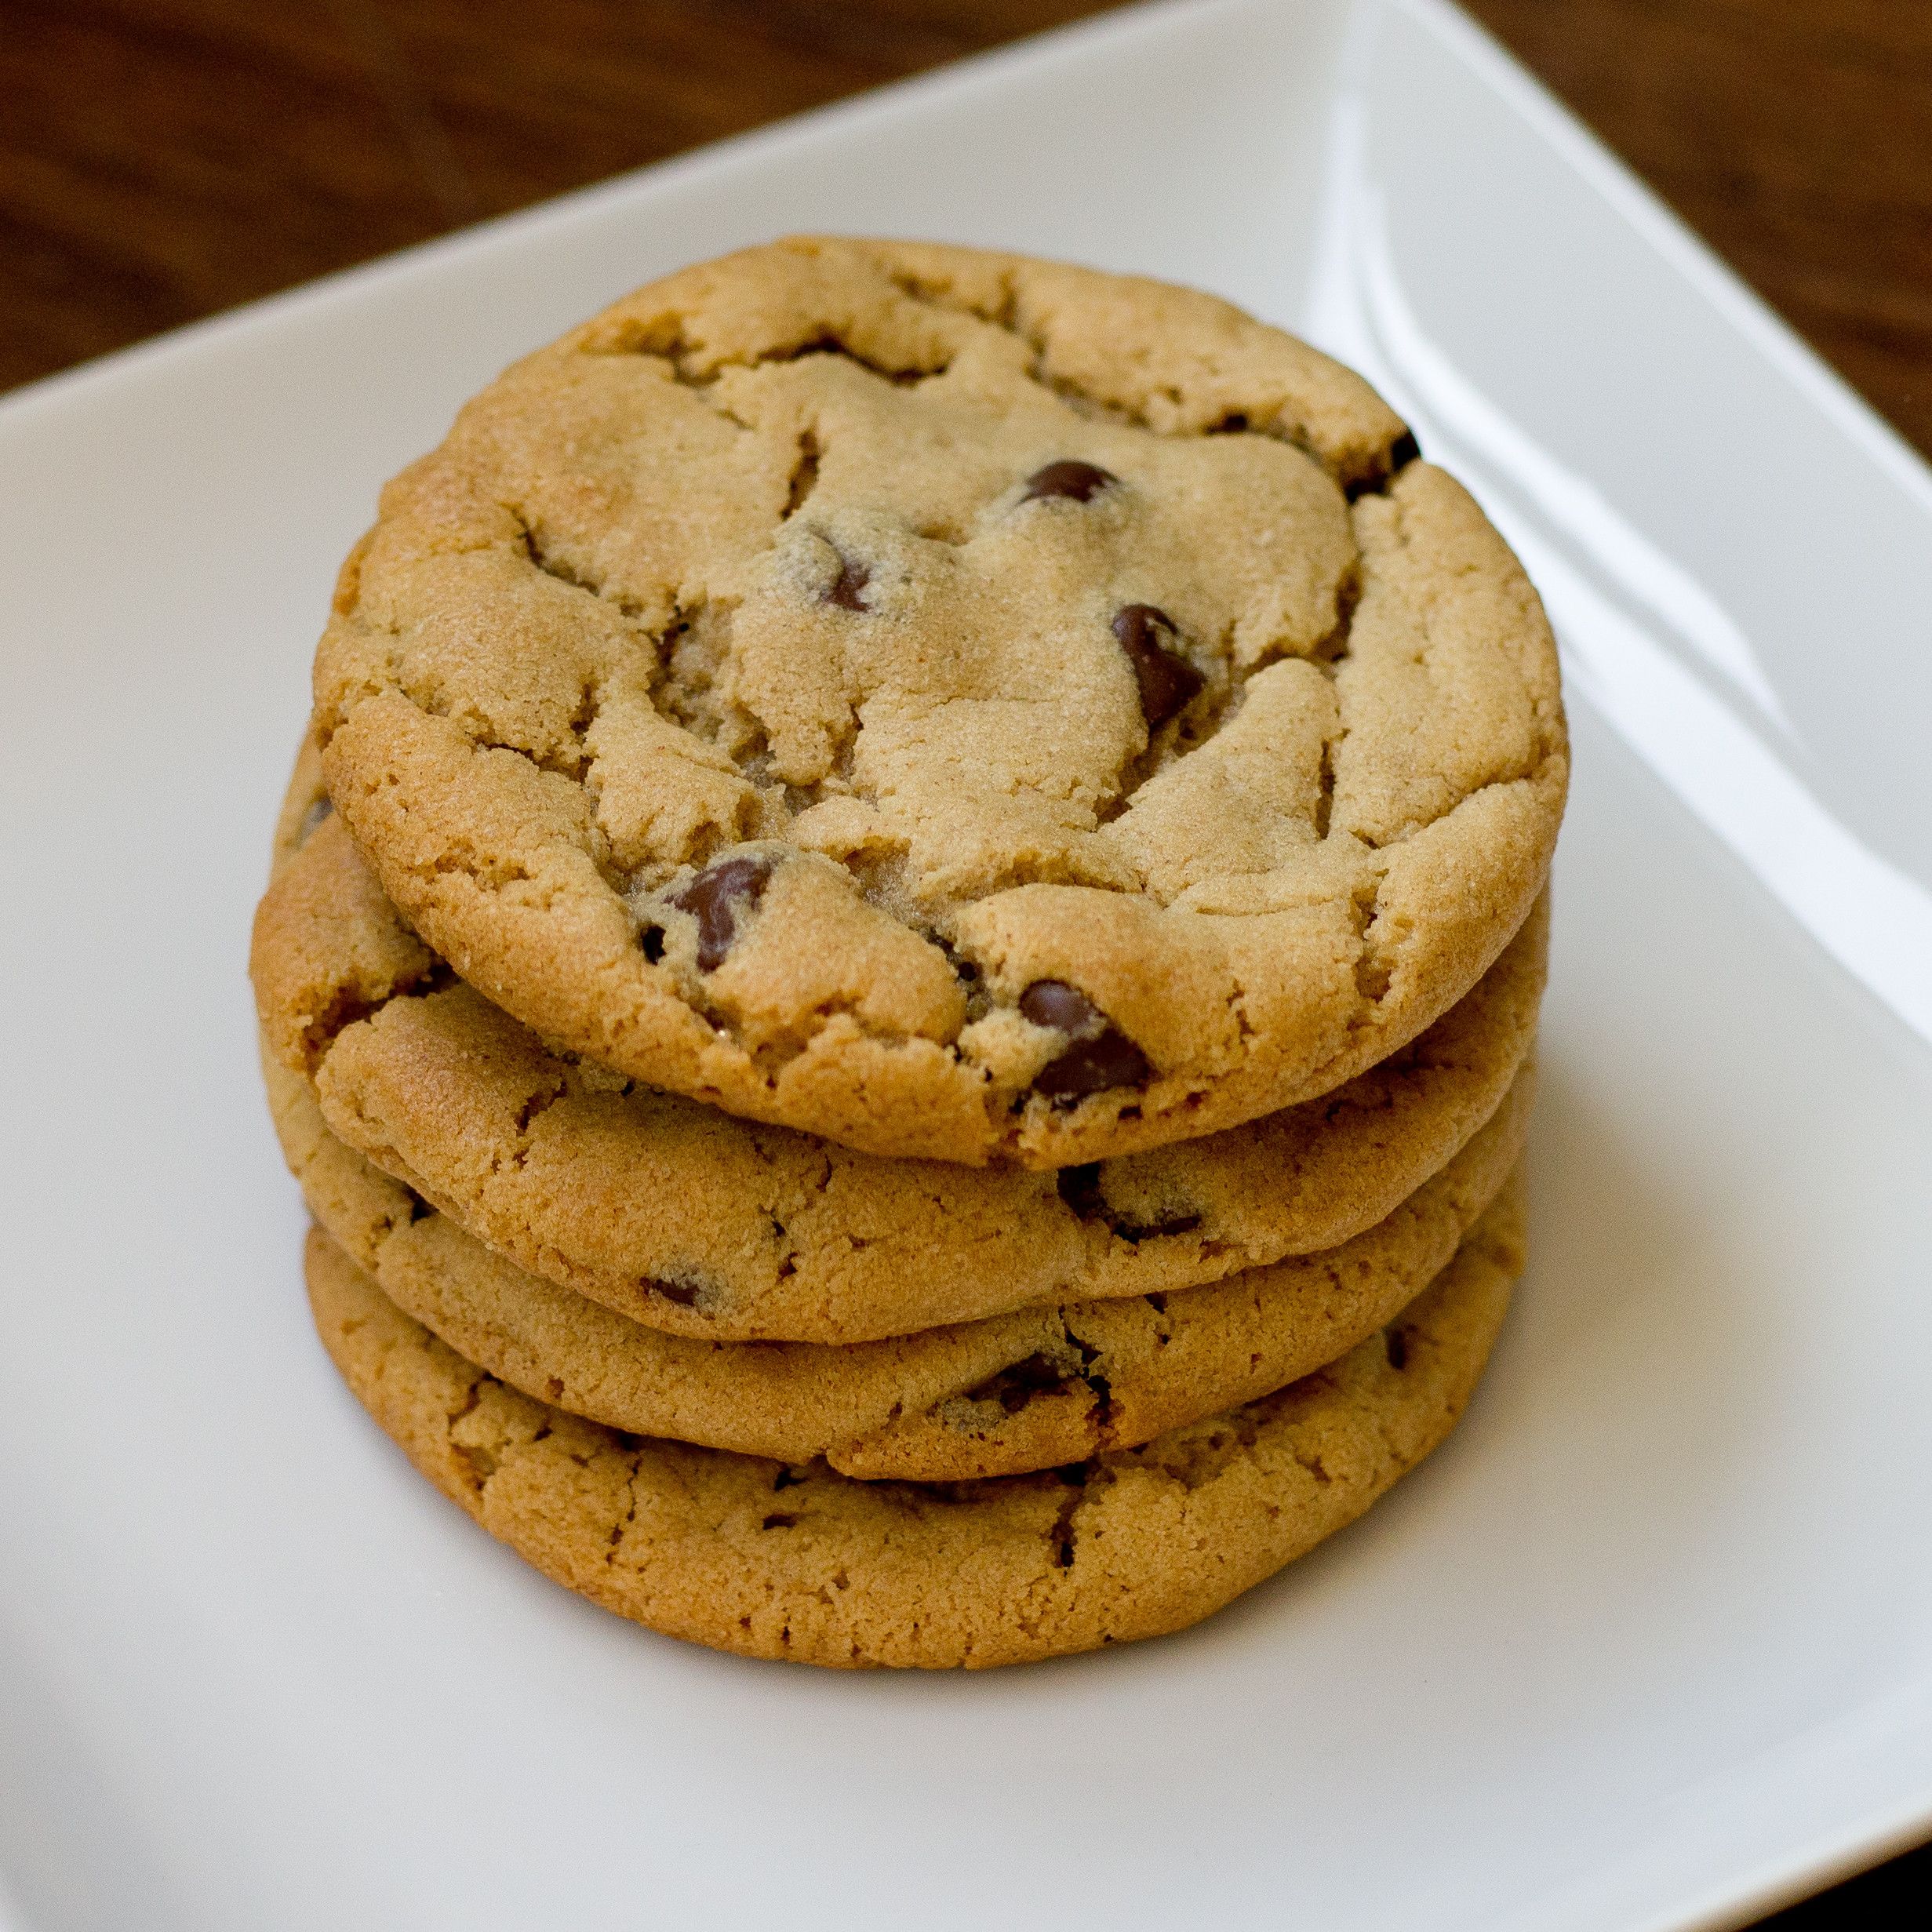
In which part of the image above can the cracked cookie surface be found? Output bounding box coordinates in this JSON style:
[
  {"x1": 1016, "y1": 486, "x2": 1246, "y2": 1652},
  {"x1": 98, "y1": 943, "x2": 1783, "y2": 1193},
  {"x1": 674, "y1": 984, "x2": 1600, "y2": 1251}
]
[
  {"x1": 306, "y1": 1180, "x2": 1521, "y2": 1668},
  {"x1": 277, "y1": 1033, "x2": 1525, "y2": 1477},
  {"x1": 311, "y1": 237, "x2": 1566, "y2": 1166},
  {"x1": 255, "y1": 740, "x2": 1547, "y2": 1342}
]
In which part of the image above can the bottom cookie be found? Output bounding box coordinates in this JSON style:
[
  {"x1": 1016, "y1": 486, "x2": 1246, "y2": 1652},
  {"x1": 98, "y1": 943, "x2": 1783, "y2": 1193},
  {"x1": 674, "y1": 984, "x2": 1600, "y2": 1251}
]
[{"x1": 307, "y1": 1186, "x2": 1524, "y2": 1669}]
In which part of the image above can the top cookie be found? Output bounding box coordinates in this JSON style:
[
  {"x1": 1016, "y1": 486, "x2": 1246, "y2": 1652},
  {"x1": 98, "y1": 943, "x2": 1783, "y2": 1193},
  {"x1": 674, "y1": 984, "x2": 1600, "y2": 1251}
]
[{"x1": 315, "y1": 237, "x2": 1566, "y2": 1166}]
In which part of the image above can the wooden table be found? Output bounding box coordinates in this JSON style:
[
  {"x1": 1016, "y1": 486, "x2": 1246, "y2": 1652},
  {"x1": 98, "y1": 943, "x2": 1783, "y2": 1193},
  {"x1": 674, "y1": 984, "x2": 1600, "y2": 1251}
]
[
  {"x1": 7, "y1": 0, "x2": 1930, "y2": 464},
  {"x1": 5, "y1": 4, "x2": 1926, "y2": 1918}
]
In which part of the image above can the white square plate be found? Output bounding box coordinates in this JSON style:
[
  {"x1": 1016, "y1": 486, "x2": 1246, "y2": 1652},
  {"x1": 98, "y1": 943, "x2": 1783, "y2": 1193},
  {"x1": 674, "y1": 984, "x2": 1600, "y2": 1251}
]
[{"x1": 3, "y1": 2, "x2": 1930, "y2": 1926}]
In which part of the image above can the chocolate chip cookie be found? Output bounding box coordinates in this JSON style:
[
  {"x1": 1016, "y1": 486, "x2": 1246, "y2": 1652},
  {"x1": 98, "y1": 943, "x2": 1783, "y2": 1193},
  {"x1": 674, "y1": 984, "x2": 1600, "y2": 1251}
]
[
  {"x1": 274, "y1": 1031, "x2": 1526, "y2": 1477},
  {"x1": 255, "y1": 745, "x2": 1548, "y2": 1344},
  {"x1": 311, "y1": 237, "x2": 1566, "y2": 1166},
  {"x1": 305, "y1": 1181, "x2": 1523, "y2": 1667}
]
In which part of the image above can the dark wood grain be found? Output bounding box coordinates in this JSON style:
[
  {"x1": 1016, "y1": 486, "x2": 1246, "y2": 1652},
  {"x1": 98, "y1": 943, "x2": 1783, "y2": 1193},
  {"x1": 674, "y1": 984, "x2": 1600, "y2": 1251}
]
[
  {"x1": 2, "y1": 3, "x2": 1927, "y2": 1919},
  {"x1": 0, "y1": 0, "x2": 1115, "y2": 394},
  {"x1": 6, "y1": 0, "x2": 1931, "y2": 464}
]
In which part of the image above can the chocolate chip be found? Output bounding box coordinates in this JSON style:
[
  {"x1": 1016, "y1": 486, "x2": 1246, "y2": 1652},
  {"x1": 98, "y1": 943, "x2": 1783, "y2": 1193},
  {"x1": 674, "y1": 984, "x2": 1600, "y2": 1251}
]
[
  {"x1": 1007, "y1": 1353, "x2": 1070, "y2": 1393},
  {"x1": 1384, "y1": 1326, "x2": 1408, "y2": 1371},
  {"x1": 639, "y1": 924, "x2": 666, "y2": 963},
  {"x1": 1020, "y1": 980, "x2": 1152, "y2": 1101},
  {"x1": 824, "y1": 554, "x2": 869, "y2": 610},
  {"x1": 1019, "y1": 980, "x2": 1101, "y2": 1033},
  {"x1": 762, "y1": 1512, "x2": 800, "y2": 1530},
  {"x1": 1112, "y1": 605, "x2": 1204, "y2": 726},
  {"x1": 1056, "y1": 1162, "x2": 1104, "y2": 1219},
  {"x1": 671, "y1": 855, "x2": 773, "y2": 971},
  {"x1": 1035, "y1": 1029, "x2": 1153, "y2": 1101},
  {"x1": 1052, "y1": 1163, "x2": 1197, "y2": 1240},
  {"x1": 1022, "y1": 459, "x2": 1116, "y2": 504},
  {"x1": 647, "y1": 1277, "x2": 701, "y2": 1308},
  {"x1": 967, "y1": 1352, "x2": 1078, "y2": 1415}
]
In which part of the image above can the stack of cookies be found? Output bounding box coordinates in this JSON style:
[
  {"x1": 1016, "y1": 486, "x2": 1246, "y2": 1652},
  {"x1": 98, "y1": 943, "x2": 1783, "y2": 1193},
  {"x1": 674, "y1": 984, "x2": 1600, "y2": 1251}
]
[{"x1": 249, "y1": 239, "x2": 1566, "y2": 1669}]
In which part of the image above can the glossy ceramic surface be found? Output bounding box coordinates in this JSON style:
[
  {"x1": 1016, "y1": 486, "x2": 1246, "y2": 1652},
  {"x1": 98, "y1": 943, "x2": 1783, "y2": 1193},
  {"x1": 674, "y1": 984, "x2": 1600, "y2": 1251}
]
[{"x1": 2, "y1": 2, "x2": 1929, "y2": 1927}]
